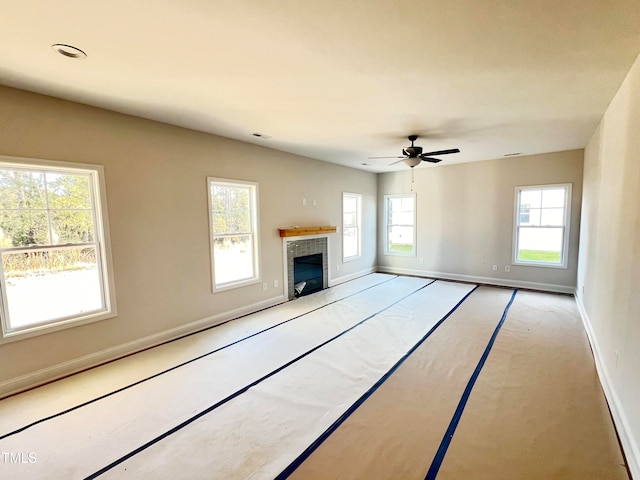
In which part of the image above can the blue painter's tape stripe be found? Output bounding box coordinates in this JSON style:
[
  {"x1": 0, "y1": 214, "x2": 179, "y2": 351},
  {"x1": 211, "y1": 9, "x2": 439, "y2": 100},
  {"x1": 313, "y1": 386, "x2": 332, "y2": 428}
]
[
  {"x1": 424, "y1": 289, "x2": 518, "y2": 480},
  {"x1": 275, "y1": 284, "x2": 480, "y2": 480}
]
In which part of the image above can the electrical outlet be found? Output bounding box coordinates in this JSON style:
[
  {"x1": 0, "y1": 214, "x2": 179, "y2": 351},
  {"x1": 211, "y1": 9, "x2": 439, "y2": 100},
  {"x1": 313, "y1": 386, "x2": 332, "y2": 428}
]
[
  {"x1": 274, "y1": 279, "x2": 279, "y2": 288},
  {"x1": 492, "y1": 265, "x2": 498, "y2": 271},
  {"x1": 419, "y1": 258, "x2": 424, "y2": 265},
  {"x1": 302, "y1": 198, "x2": 307, "y2": 206},
  {"x1": 336, "y1": 264, "x2": 340, "y2": 272},
  {"x1": 504, "y1": 265, "x2": 511, "y2": 273},
  {"x1": 262, "y1": 282, "x2": 268, "y2": 291}
]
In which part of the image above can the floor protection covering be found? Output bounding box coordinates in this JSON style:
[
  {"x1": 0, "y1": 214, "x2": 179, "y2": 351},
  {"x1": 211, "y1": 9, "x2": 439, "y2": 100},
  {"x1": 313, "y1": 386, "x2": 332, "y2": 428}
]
[
  {"x1": 288, "y1": 289, "x2": 628, "y2": 480},
  {"x1": 1, "y1": 274, "x2": 468, "y2": 479},
  {"x1": 0, "y1": 272, "x2": 394, "y2": 435},
  {"x1": 0, "y1": 276, "x2": 627, "y2": 479}
]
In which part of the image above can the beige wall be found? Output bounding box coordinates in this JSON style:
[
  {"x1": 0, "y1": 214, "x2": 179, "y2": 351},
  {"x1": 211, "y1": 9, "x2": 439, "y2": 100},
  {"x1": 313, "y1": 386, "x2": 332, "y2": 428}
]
[
  {"x1": 0, "y1": 86, "x2": 377, "y2": 389},
  {"x1": 577, "y1": 54, "x2": 640, "y2": 478},
  {"x1": 377, "y1": 150, "x2": 584, "y2": 291}
]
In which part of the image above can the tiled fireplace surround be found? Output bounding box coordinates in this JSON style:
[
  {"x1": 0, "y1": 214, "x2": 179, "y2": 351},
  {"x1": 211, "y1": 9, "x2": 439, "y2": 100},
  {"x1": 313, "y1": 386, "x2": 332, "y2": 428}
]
[{"x1": 285, "y1": 236, "x2": 329, "y2": 300}]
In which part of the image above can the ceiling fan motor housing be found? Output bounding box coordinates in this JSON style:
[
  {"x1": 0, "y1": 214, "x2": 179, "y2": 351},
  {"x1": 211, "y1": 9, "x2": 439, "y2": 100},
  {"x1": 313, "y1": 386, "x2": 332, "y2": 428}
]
[{"x1": 403, "y1": 146, "x2": 423, "y2": 157}]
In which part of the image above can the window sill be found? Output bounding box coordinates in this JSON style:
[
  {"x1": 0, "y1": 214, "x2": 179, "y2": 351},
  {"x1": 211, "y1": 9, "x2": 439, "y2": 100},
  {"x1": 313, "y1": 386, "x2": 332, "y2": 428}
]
[
  {"x1": 213, "y1": 277, "x2": 261, "y2": 293},
  {"x1": 513, "y1": 261, "x2": 568, "y2": 269},
  {"x1": 1, "y1": 309, "x2": 117, "y2": 345},
  {"x1": 384, "y1": 251, "x2": 416, "y2": 257}
]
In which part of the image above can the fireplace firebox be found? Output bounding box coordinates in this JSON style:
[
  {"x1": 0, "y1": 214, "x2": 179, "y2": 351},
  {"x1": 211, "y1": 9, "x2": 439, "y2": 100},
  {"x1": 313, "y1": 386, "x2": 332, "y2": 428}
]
[{"x1": 293, "y1": 253, "x2": 323, "y2": 297}]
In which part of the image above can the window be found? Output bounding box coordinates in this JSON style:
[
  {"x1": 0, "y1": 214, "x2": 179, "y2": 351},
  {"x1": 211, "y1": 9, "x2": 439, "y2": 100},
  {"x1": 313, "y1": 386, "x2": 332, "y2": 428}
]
[
  {"x1": 384, "y1": 193, "x2": 416, "y2": 256},
  {"x1": 208, "y1": 178, "x2": 260, "y2": 291},
  {"x1": 513, "y1": 184, "x2": 571, "y2": 268},
  {"x1": 342, "y1": 192, "x2": 362, "y2": 261},
  {"x1": 0, "y1": 157, "x2": 115, "y2": 340}
]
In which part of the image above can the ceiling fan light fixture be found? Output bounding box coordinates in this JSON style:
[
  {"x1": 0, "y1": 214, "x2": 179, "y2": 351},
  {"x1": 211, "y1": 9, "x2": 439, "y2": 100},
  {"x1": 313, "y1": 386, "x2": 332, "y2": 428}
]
[
  {"x1": 51, "y1": 44, "x2": 87, "y2": 59},
  {"x1": 404, "y1": 157, "x2": 422, "y2": 168}
]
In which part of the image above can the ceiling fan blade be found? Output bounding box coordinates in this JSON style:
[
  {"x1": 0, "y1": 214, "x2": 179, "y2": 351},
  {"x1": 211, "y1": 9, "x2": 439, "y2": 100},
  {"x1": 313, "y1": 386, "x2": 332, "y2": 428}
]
[
  {"x1": 421, "y1": 157, "x2": 442, "y2": 163},
  {"x1": 368, "y1": 156, "x2": 406, "y2": 159},
  {"x1": 421, "y1": 148, "x2": 460, "y2": 156},
  {"x1": 389, "y1": 158, "x2": 408, "y2": 166}
]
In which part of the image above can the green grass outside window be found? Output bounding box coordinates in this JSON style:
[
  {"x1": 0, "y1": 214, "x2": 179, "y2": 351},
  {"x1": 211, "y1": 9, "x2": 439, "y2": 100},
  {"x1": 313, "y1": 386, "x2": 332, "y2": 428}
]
[
  {"x1": 389, "y1": 243, "x2": 413, "y2": 253},
  {"x1": 518, "y1": 249, "x2": 561, "y2": 263}
]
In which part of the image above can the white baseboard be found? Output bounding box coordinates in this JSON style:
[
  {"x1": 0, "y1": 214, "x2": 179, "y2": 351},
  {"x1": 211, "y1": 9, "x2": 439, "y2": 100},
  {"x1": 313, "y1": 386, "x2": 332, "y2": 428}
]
[
  {"x1": 0, "y1": 293, "x2": 287, "y2": 399},
  {"x1": 376, "y1": 266, "x2": 575, "y2": 294},
  {"x1": 575, "y1": 291, "x2": 639, "y2": 480},
  {"x1": 328, "y1": 267, "x2": 377, "y2": 287}
]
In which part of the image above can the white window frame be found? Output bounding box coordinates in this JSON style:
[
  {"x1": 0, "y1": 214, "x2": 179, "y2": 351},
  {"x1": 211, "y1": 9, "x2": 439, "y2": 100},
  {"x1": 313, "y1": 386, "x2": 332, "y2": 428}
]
[
  {"x1": 342, "y1": 192, "x2": 362, "y2": 262},
  {"x1": 384, "y1": 193, "x2": 417, "y2": 257},
  {"x1": 207, "y1": 177, "x2": 260, "y2": 292},
  {"x1": 0, "y1": 155, "x2": 117, "y2": 343},
  {"x1": 513, "y1": 183, "x2": 571, "y2": 269}
]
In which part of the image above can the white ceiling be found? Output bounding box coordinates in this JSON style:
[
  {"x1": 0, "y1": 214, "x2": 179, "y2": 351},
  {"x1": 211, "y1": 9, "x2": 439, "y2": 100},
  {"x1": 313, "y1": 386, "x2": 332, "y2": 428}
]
[{"x1": 1, "y1": 1, "x2": 639, "y2": 172}]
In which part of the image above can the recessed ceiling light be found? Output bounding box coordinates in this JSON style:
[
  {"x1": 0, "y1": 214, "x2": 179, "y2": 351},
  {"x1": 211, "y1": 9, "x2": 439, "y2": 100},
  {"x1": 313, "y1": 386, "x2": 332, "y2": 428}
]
[{"x1": 51, "y1": 44, "x2": 87, "y2": 59}]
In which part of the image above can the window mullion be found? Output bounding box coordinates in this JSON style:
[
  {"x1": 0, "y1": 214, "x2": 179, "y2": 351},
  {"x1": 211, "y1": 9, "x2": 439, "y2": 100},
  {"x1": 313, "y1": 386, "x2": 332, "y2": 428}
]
[
  {"x1": 213, "y1": 232, "x2": 251, "y2": 238},
  {"x1": 43, "y1": 171, "x2": 55, "y2": 247}
]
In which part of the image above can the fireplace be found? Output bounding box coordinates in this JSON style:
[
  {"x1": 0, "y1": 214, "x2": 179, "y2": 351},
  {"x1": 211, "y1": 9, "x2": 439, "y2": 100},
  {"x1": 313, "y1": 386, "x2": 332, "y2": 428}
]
[
  {"x1": 284, "y1": 236, "x2": 329, "y2": 300},
  {"x1": 293, "y1": 253, "x2": 323, "y2": 297}
]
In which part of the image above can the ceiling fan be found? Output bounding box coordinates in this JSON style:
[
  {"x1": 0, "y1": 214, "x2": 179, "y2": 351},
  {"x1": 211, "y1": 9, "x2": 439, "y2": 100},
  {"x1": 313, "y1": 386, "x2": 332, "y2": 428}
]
[{"x1": 370, "y1": 135, "x2": 460, "y2": 168}]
